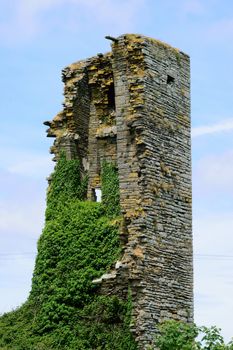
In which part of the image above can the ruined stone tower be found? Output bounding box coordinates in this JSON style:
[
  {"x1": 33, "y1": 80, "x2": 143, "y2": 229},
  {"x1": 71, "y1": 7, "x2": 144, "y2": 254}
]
[{"x1": 45, "y1": 34, "x2": 192, "y2": 348}]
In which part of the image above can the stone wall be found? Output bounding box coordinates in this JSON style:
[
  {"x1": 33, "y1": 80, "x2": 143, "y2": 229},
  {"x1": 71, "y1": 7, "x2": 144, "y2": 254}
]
[{"x1": 45, "y1": 34, "x2": 192, "y2": 349}]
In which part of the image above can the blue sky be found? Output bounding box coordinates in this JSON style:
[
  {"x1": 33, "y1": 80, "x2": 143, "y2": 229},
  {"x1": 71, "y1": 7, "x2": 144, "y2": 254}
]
[{"x1": 1, "y1": 0, "x2": 233, "y2": 341}]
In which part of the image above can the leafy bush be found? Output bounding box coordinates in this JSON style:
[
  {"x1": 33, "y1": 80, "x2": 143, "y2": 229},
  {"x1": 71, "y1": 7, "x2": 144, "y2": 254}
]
[
  {"x1": 0, "y1": 154, "x2": 137, "y2": 349},
  {"x1": 154, "y1": 320, "x2": 233, "y2": 350},
  {"x1": 154, "y1": 320, "x2": 199, "y2": 350}
]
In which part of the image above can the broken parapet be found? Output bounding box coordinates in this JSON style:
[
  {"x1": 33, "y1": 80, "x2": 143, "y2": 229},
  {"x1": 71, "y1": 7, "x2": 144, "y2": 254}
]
[{"x1": 45, "y1": 34, "x2": 192, "y2": 349}]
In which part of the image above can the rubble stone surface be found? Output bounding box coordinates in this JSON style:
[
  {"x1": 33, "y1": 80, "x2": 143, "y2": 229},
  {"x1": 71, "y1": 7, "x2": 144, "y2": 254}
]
[{"x1": 45, "y1": 33, "x2": 192, "y2": 349}]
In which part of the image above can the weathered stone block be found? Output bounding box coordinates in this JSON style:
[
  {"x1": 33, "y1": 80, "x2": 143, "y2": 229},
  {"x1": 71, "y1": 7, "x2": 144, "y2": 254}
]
[{"x1": 45, "y1": 33, "x2": 192, "y2": 350}]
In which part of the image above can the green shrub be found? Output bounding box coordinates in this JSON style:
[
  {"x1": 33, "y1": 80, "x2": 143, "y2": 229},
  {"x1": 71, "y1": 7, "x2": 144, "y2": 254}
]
[
  {"x1": 0, "y1": 154, "x2": 137, "y2": 349},
  {"x1": 154, "y1": 320, "x2": 199, "y2": 350},
  {"x1": 154, "y1": 320, "x2": 233, "y2": 350}
]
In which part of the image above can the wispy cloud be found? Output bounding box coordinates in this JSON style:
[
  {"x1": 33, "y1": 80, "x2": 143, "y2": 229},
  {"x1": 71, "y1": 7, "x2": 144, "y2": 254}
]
[
  {"x1": 0, "y1": 147, "x2": 53, "y2": 178},
  {"x1": 192, "y1": 119, "x2": 233, "y2": 138},
  {"x1": 0, "y1": 200, "x2": 45, "y2": 237},
  {"x1": 7, "y1": 154, "x2": 53, "y2": 178},
  {"x1": 0, "y1": 0, "x2": 145, "y2": 44},
  {"x1": 0, "y1": 150, "x2": 50, "y2": 238}
]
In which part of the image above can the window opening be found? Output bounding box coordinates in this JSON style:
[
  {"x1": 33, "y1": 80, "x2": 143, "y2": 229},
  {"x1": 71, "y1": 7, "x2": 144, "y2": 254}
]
[
  {"x1": 167, "y1": 75, "x2": 175, "y2": 85},
  {"x1": 92, "y1": 188, "x2": 102, "y2": 202}
]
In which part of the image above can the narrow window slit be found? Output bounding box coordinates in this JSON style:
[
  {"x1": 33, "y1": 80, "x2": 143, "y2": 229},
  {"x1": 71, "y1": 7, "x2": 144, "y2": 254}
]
[{"x1": 107, "y1": 83, "x2": 116, "y2": 111}]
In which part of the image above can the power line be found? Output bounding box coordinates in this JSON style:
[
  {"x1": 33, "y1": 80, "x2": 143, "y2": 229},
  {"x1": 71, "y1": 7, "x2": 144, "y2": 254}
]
[
  {"x1": 0, "y1": 252, "x2": 36, "y2": 261},
  {"x1": 1, "y1": 252, "x2": 233, "y2": 261},
  {"x1": 194, "y1": 254, "x2": 233, "y2": 260},
  {"x1": 0, "y1": 252, "x2": 36, "y2": 256}
]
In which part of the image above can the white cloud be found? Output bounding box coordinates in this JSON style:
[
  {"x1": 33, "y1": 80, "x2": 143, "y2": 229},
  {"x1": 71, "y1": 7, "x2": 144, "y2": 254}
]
[
  {"x1": 0, "y1": 150, "x2": 50, "y2": 238},
  {"x1": 7, "y1": 154, "x2": 53, "y2": 177},
  {"x1": 0, "y1": 147, "x2": 53, "y2": 178},
  {"x1": 0, "y1": 200, "x2": 45, "y2": 237},
  {"x1": 75, "y1": 0, "x2": 145, "y2": 29},
  {"x1": 192, "y1": 119, "x2": 233, "y2": 138},
  {"x1": 0, "y1": 0, "x2": 145, "y2": 44},
  {"x1": 0, "y1": 169, "x2": 46, "y2": 237}
]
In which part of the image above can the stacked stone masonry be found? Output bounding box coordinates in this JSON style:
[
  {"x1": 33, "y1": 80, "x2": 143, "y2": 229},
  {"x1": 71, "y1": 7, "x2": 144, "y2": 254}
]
[{"x1": 45, "y1": 34, "x2": 192, "y2": 349}]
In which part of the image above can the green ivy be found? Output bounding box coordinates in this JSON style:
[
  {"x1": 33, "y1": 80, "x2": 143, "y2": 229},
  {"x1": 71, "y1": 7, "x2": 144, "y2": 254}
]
[
  {"x1": 101, "y1": 160, "x2": 120, "y2": 218},
  {"x1": 45, "y1": 152, "x2": 88, "y2": 221},
  {"x1": 0, "y1": 154, "x2": 137, "y2": 349}
]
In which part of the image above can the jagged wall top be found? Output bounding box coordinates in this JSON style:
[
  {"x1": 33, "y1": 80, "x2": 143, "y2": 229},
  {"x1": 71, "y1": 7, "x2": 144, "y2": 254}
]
[{"x1": 44, "y1": 34, "x2": 192, "y2": 349}]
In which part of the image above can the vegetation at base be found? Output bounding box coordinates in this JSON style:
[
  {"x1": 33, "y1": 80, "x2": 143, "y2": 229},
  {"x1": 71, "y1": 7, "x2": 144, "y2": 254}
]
[
  {"x1": 0, "y1": 154, "x2": 137, "y2": 350},
  {"x1": 154, "y1": 320, "x2": 233, "y2": 350},
  {"x1": 0, "y1": 155, "x2": 232, "y2": 350}
]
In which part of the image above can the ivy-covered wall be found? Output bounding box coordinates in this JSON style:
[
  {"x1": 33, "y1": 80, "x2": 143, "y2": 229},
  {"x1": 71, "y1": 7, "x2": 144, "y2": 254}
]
[
  {"x1": 0, "y1": 33, "x2": 192, "y2": 350},
  {"x1": 0, "y1": 155, "x2": 137, "y2": 350}
]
